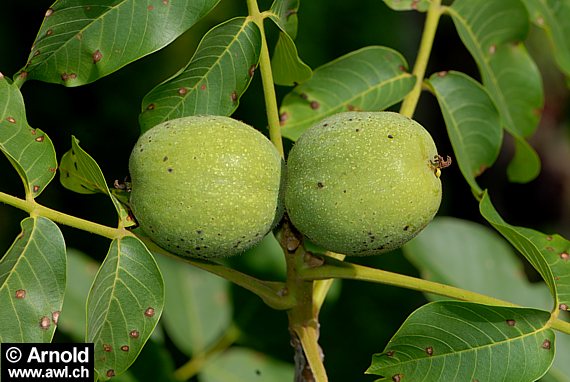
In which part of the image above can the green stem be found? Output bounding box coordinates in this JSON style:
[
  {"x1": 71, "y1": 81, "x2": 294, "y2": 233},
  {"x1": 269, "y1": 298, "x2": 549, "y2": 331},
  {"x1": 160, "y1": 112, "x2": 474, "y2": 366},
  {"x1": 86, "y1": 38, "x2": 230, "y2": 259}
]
[
  {"x1": 313, "y1": 251, "x2": 345, "y2": 315},
  {"x1": 246, "y1": 0, "x2": 285, "y2": 157},
  {"x1": 140, "y1": 236, "x2": 295, "y2": 311},
  {"x1": 0, "y1": 191, "x2": 122, "y2": 239},
  {"x1": 174, "y1": 324, "x2": 241, "y2": 380},
  {"x1": 299, "y1": 255, "x2": 570, "y2": 335},
  {"x1": 399, "y1": 0, "x2": 443, "y2": 118}
]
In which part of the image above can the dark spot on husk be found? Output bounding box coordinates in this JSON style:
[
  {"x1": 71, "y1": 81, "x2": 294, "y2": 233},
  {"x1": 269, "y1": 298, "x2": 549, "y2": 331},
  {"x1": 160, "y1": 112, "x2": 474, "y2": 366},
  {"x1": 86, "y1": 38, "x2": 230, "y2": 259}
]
[
  {"x1": 317, "y1": 181, "x2": 324, "y2": 188},
  {"x1": 388, "y1": 134, "x2": 394, "y2": 139}
]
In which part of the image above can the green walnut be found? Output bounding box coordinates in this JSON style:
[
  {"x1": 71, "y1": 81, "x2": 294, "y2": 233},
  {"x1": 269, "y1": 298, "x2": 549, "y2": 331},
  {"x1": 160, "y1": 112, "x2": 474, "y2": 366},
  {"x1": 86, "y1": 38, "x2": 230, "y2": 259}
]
[
  {"x1": 129, "y1": 115, "x2": 284, "y2": 258},
  {"x1": 285, "y1": 111, "x2": 443, "y2": 256}
]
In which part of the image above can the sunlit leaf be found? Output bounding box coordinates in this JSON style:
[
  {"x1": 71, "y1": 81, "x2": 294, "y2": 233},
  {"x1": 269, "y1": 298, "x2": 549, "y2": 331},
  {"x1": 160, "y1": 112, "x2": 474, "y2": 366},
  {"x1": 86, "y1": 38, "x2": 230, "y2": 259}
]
[
  {"x1": 0, "y1": 217, "x2": 65, "y2": 342},
  {"x1": 382, "y1": 0, "x2": 430, "y2": 12},
  {"x1": 200, "y1": 347, "x2": 294, "y2": 382},
  {"x1": 20, "y1": 0, "x2": 221, "y2": 86},
  {"x1": 279, "y1": 46, "x2": 415, "y2": 141},
  {"x1": 139, "y1": 17, "x2": 261, "y2": 132},
  {"x1": 0, "y1": 75, "x2": 57, "y2": 197},
  {"x1": 87, "y1": 236, "x2": 164, "y2": 380},
  {"x1": 403, "y1": 217, "x2": 551, "y2": 310},
  {"x1": 155, "y1": 253, "x2": 231, "y2": 357},
  {"x1": 367, "y1": 301, "x2": 555, "y2": 381},
  {"x1": 448, "y1": 0, "x2": 543, "y2": 183},
  {"x1": 520, "y1": 0, "x2": 570, "y2": 76},
  {"x1": 59, "y1": 136, "x2": 135, "y2": 227},
  {"x1": 427, "y1": 71, "x2": 502, "y2": 195},
  {"x1": 479, "y1": 191, "x2": 570, "y2": 310}
]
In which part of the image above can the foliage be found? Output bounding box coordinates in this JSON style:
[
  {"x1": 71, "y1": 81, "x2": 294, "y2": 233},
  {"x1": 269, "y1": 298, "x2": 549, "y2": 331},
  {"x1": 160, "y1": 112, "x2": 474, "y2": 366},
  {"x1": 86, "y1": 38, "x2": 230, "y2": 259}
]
[{"x1": 1, "y1": 0, "x2": 569, "y2": 381}]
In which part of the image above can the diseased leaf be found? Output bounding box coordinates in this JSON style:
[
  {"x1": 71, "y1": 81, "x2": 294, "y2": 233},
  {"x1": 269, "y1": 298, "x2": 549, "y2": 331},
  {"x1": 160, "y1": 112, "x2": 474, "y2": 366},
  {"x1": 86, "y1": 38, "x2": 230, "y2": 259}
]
[
  {"x1": 155, "y1": 253, "x2": 231, "y2": 357},
  {"x1": 427, "y1": 71, "x2": 502, "y2": 195},
  {"x1": 367, "y1": 301, "x2": 555, "y2": 382},
  {"x1": 139, "y1": 17, "x2": 261, "y2": 132},
  {"x1": 0, "y1": 75, "x2": 57, "y2": 197},
  {"x1": 382, "y1": 0, "x2": 430, "y2": 12},
  {"x1": 200, "y1": 347, "x2": 294, "y2": 382},
  {"x1": 0, "y1": 217, "x2": 66, "y2": 342},
  {"x1": 448, "y1": 0, "x2": 543, "y2": 183},
  {"x1": 520, "y1": 0, "x2": 570, "y2": 76},
  {"x1": 480, "y1": 191, "x2": 570, "y2": 310},
  {"x1": 20, "y1": 0, "x2": 221, "y2": 86},
  {"x1": 279, "y1": 46, "x2": 415, "y2": 141},
  {"x1": 59, "y1": 136, "x2": 135, "y2": 227},
  {"x1": 86, "y1": 236, "x2": 164, "y2": 380}
]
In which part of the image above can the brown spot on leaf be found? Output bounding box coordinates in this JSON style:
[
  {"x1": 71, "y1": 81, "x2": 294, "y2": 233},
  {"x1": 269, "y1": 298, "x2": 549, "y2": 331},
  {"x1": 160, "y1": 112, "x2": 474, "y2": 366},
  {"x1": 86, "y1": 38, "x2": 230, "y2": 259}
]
[
  {"x1": 19, "y1": 71, "x2": 28, "y2": 80},
  {"x1": 231, "y1": 91, "x2": 238, "y2": 103},
  {"x1": 437, "y1": 71, "x2": 448, "y2": 77},
  {"x1": 7, "y1": 116, "x2": 16, "y2": 124},
  {"x1": 120, "y1": 345, "x2": 129, "y2": 352},
  {"x1": 46, "y1": 29, "x2": 53, "y2": 36},
  {"x1": 506, "y1": 319, "x2": 516, "y2": 326},
  {"x1": 146, "y1": 103, "x2": 155, "y2": 111},
  {"x1": 129, "y1": 329, "x2": 140, "y2": 338},
  {"x1": 546, "y1": 236, "x2": 553, "y2": 241},
  {"x1": 15, "y1": 289, "x2": 26, "y2": 299},
  {"x1": 542, "y1": 339, "x2": 552, "y2": 350},
  {"x1": 144, "y1": 307, "x2": 155, "y2": 317},
  {"x1": 300, "y1": 93, "x2": 308, "y2": 100},
  {"x1": 560, "y1": 252, "x2": 569, "y2": 261},
  {"x1": 106, "y1": 370, "x2": 115, "y2": 378},
  {"x1": 488, "y1": 45, "x2": 496, "y2": 54},
  {"x1": 45, "y1": 8, "x2": 54, "y2": 17},
  {"x1": 392, "y1": 374, "x2": 403, "y2": 382},
  {"x1": 147, "y1": 5, "x2": 154, "y2": 10},
  {"x1": 200, "y1": 84, "x2": 207, "y2": 90},
  {"x1": 178, "y1": 87, "x2": 188, "y2": 95},
  {"x1": 559, "y1": 304, "x2": 569, "y2": 311},
  {"x1": 386, "y1": 351, "x2": 395, "y2": 357},
  {"x1": 248, "y1": 65, "x2": 256, "y2": 77},
  {"x1": 279, "y1": 112, "x2": 288, "y2": 126},
  {"x1": 103, "y1": 344, "x2": 112, "y2": 352},
  {"x1": 425, "y1": 346, "x2": 434, "y2": 356},
  {"x1": 52, "y1": 311, "x2": 60, "y2": 325},
  {"x1": 39, "y1": 316, "x2": 51, "y2": 330},
  {"x1": 310, "y1": 101, "x2": 320, "y2": 110},
  {"x1": 35, "y1": 136, "x2": 45, "y2": 142},
  {"x1": 93, "y1": 50, "x2": 103, "y2": 63},
  {"x1": 162, "y1": 0, "x2": 169, "y2": 4},
  {"x1": 33, "y1": 185, "x2": 40, "y2": 193}
]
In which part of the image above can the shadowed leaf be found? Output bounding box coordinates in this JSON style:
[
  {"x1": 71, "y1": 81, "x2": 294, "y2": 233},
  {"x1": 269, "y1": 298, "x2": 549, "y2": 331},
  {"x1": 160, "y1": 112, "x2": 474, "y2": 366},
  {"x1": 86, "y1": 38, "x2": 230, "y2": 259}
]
[{"x1": 382, "y1": 0, "x2": 430, "y2": 12}]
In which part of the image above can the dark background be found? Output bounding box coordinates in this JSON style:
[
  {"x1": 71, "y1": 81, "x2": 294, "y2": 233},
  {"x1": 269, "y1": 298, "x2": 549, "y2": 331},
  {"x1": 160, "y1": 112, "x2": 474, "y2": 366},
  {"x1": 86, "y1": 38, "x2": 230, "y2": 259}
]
[{"x1": 1, "y1": 1, "x2": 569, "y2": 381}]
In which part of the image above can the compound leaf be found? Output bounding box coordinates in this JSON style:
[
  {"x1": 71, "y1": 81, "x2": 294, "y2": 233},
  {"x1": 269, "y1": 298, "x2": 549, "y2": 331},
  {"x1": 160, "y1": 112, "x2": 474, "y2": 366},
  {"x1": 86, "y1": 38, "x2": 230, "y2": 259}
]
[
  {"x1": 367, "y1": 301, "x2": 555, "y2": 382},
  {"x1": 20, "y1": 0, "x2": 221, "y2": 86},
  {"x1": 0, "y1": 75, "x2": 57, "y2": 198},
  {"x1": 520, "y1": 0, "x2": 570, "y2": 76},
  {"x1": 448, "y1": 0, "x2": 543, "y2": 183},
  {"x1": 279, "y1": 46, "x2": 415, "y2": 141},
  {"x1": 427, "y1": 71, "x2": 502, "y2": 195},
  {"x1": 86, "y1": 236, "x2": 164, "y2": 380},
  {"x1": 0, "y1": 217, "x2": 66, "y2": 342},
  {"x1": 139, "y1": 17, "x2": 261, "y2": 133},
  {"x1": 155, "y1": 253, "x2": 231, "y2": 357}
]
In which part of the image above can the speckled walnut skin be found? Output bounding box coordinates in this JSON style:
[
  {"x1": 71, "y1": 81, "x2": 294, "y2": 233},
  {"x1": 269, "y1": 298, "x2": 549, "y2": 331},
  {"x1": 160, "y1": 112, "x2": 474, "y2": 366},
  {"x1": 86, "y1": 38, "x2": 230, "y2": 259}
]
[
  {"x1": 129, "y1": 115, "x2": 284, "y2": 258},
  {"x1": 285, "y1": 111, "x2": 442, "y2": 256}
]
